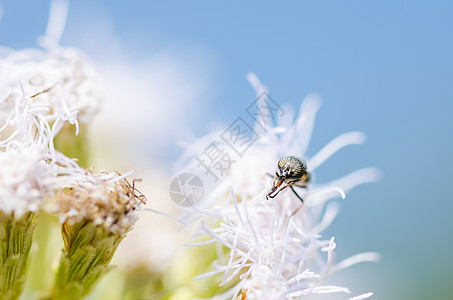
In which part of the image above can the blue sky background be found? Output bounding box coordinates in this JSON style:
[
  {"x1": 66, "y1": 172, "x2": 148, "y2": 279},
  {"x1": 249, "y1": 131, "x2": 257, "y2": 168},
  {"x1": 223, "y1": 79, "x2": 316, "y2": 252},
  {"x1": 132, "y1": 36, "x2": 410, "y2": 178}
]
[{"x1": 1, "y1": 1, "x2": 452, "y2": 299}]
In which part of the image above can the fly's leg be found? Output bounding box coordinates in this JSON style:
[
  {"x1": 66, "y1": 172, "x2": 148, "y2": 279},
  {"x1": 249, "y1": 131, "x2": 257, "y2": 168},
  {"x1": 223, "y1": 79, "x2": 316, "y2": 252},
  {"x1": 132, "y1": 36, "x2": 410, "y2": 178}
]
[
  {"x1": 289, "y1": 185, "x2": 305, "y2": 217},
  {"x1": 266, "y1": 183, "x2": 292, "y2": 200},
  {"x1": 290, "y1": 204, "x2": 304, "y2": 217},
  {"x1": 290, "y1": 185, "x2": 304, "y2": 204}
]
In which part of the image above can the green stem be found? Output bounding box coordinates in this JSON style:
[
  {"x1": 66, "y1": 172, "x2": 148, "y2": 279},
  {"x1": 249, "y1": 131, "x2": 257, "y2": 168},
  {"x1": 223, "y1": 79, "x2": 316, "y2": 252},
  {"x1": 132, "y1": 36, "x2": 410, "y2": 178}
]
[
  {"x1": 52, "y1": 221, "x2": 125, "y2": 300},
  {"x1": 0, "y1": 211, "x2": 38, "y2": 300},
  {"x1": 53, "y1": 123, "x2": 91, "y2": 168}
]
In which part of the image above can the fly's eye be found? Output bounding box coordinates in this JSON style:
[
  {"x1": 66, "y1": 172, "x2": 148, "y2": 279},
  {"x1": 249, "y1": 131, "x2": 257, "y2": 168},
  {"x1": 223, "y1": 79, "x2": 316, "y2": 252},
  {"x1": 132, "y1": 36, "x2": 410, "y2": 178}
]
[{"x1": 277, "y1": 157, "x2": 289, "y2": 170}]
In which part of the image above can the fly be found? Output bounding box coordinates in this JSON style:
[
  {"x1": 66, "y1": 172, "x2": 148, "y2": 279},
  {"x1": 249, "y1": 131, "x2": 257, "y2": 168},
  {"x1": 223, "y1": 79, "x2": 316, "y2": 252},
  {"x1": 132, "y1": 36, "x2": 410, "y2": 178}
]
[{"x1": 266, "y1": 156, "x2": 310, "y2": 205}]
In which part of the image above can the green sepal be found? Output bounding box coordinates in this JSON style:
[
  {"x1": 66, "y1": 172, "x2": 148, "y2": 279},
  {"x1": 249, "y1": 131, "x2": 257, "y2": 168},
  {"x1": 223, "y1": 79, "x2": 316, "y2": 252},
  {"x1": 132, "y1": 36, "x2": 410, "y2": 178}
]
[
  {"x1": 0, "y1": 211, "x2": 38, "y2": 300},
  {"x1": 53, "y1": 221, "x2": 126, "y2": 300}
]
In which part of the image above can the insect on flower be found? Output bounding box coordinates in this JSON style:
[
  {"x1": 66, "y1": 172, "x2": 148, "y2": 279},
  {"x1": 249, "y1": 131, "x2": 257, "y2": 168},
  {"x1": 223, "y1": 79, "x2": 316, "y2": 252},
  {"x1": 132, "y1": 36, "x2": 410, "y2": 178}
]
[{"x1": 266, "y1": 156, "x2": 311, "y2": 204}]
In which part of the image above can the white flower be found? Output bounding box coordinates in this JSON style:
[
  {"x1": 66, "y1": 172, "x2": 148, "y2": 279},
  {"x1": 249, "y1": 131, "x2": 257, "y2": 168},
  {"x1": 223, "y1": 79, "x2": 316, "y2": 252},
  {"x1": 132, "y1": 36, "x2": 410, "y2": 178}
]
[
  {"x1": 51, "y1": 170, "x2": 145, "y2": 234},
  {"x1": 0, "y1": 0, "x2": 100, "y2": 147},
  {"x1": 0, "y1": 0, "x2": 101, "y2": 138},
  {"x1": 0, "y1": 145, "x2": 57, "y2": 217},
  {"x1": 177, "y1": 73, "x2": 380, "y2": 299},
  {"x1": 0, "y1": 78, "x2": 57, "y2": 152},
  {"x1": 0, "y1": 46, "x2": 102, "y2": 136}
]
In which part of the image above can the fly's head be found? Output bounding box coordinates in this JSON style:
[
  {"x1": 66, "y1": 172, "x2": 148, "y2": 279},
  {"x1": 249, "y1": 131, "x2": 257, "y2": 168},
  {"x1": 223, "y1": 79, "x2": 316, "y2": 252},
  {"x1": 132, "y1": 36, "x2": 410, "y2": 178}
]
[{"x1": 266, "y1": 156, "x2": 309, "y2": 199}]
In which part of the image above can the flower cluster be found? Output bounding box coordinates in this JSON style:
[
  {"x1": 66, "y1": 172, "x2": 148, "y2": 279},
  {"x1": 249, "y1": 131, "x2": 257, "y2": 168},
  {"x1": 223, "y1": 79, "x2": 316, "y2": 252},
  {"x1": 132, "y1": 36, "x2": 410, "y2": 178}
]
[
  {"x1": 0, "y1": 146, "x2": 56, "y2": 217},
  {"x1": 178, "y1": 74, "x2": 380, "y2": 299},
  {"x1": 51, "y1": 170, "x2": 146, "y2": 300},
  {"x1": 0, "y1": 40, "x2": 107, "y2": 216},
  {"x1": 0, "y1": 5, "x2": 145, "y2": 299},
  {"x1": 0, "y1": 46, "x2": 101, "y2": 135},
  {"x1": 52, "y1": 171, "x2": 145, "y2": 234}
]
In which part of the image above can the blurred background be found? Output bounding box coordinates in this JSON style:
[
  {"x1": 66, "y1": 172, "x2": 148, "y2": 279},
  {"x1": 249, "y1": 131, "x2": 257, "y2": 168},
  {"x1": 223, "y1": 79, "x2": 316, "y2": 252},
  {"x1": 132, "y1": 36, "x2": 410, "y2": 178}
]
[{"x1": 1, "y1": 1, "x2": 452, "y2": 299}]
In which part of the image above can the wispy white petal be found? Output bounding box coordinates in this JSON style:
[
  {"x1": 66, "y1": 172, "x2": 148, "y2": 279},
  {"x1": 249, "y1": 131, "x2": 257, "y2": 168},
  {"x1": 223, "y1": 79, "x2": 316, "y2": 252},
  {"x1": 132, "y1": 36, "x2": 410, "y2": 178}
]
[
  {"x1": 311, "y1": 202, "x2": 340, "y2": 233},
  {"x1": 325, "y1": 167, "x2": 382, "y2": 193},
  {"x1": 333, "y1": 252, "x2": 381, "y2": 273},
  {"x1": 285, "y1": 92, "x2": 322, "y2": 156},
  {"x1": 40, "y1": 0, "x2": 69, "y2": 49},
  {"x1": 308, "y1": 131, "x2": 367, "y2": 171},
  {"x1": 348, "y1": 292, "x2": 374, "y2": 300},
  {"x1": 247, "y1": 72, "x2": 268, "y2": 99},
  {"x1": 286, "y1": 285, "x2": 350, "y2": 297}
]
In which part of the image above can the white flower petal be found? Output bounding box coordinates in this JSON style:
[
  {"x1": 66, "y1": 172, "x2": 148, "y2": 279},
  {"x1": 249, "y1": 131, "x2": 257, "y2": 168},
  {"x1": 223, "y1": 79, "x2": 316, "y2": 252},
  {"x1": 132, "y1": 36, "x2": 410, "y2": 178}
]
[
  {"x1": 286, "y1": 285, "x2": 350, "y2": 297},
  {"x1": 308, "y1": 131, "x2": 367, "y2": 171},
  {"x1": 333, "y1": 252, "x2": 381, "y2": 273},
  {"x1": 348, "y1": 292, "x2": 374, "y2": 300}
]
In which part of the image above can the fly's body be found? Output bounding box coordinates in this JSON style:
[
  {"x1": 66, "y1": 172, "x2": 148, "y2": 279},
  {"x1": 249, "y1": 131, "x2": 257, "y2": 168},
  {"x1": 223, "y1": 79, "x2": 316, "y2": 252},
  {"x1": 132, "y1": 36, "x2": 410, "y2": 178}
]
[{"x1": 266, "y1": 156, "x2": 310, "y2": 204}]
